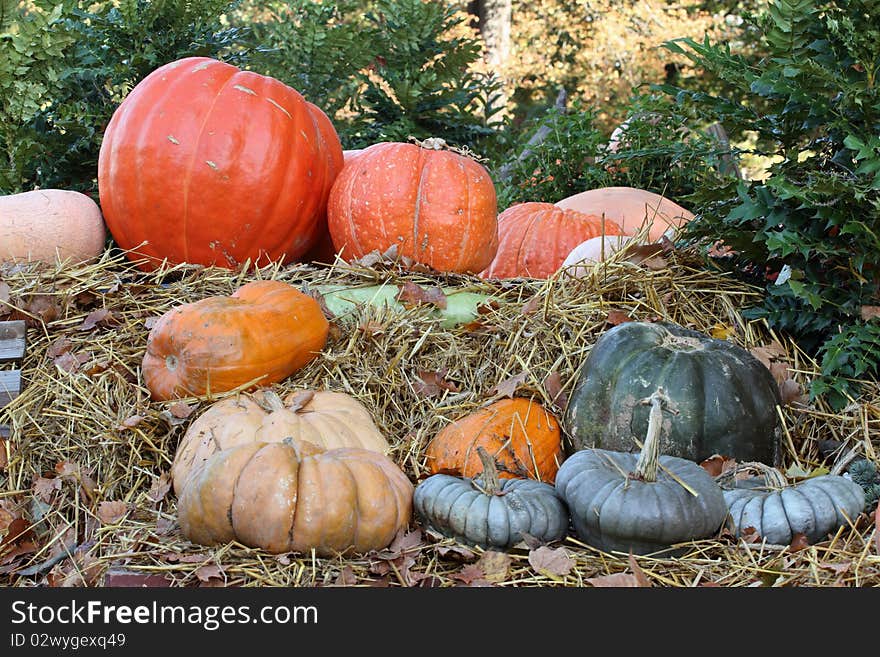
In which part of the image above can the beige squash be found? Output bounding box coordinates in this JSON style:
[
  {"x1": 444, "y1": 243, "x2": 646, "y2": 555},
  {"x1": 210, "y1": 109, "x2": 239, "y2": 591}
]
[
  {"x1": 555, "y1": 187, "x2": 695, "y2": 242},
  {"x1": 171, "y1": 388, "x2": 391, "y2": 494},
  {"x1": 0, "y1": 189, "x2": 106, "y2": 265}
]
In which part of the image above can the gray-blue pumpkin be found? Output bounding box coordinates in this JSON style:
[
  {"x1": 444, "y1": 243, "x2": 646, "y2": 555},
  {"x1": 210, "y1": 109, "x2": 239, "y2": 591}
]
[
  {"x1": 718, "y1": 462, "x2": 865, "y2": 545},
  {"x1": 556, "y1": 388, "x2": 728, "y2": 555},
  {"x1": 414, "y1": 448, "x2": 569, "y2": 550}
]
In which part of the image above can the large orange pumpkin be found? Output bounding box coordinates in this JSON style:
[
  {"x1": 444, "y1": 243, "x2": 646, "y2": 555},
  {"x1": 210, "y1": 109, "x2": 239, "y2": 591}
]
[
  {"x1": 142, "y1": 280, "x2": 329, "y2": 401},
  {"x1": 98, "y1": 57, "x2": 343, "y2": 271},
  {"x1": 177, "y1": 437, "x2": 413, "y2": 555},
  {"x1": 326, "y1": 140, "x2": 498, "y2": 274},
  {"x1": 555, "y1": 187, "x2": 695, "y2": 242},
  {"x1": 479, "y1": 202, "x2": 625, "y2": 279},
  {"x1": 424, "y1": 398, "x2": 563, "y2": 483}
]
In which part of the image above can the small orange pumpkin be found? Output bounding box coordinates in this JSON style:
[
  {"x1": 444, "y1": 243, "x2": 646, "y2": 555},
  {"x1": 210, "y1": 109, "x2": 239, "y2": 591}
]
[
  {"x1": 142, "y1": 280, "x2": 329, "y2": 400},
  {"x1": 424, "y1": 398, "x2": 563, "y2": 483}
]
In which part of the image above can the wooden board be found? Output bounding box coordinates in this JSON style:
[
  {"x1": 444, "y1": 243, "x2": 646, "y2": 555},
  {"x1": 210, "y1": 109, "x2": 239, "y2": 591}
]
[
  {"x1": 0, "y1": 320, "x2": 27, "y2": 363},
  {"x1": 0, "y1": 320, "x2": 26, "y2": 438}
]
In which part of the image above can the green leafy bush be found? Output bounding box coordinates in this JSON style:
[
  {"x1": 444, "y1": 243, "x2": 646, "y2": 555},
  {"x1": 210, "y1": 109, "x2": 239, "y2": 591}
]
[
  {"x1": 653, "y1": 0, "x2": 880, "y2": 408},
  {"x1": 492, "y1": 94, "x2": 730, "y2": 211},
  {"x1": 244, "y1": 0, "x2": 504, "y2": 150},
  {"x1": 0, "y1": 0, "x2": 249, "y2": 195}
]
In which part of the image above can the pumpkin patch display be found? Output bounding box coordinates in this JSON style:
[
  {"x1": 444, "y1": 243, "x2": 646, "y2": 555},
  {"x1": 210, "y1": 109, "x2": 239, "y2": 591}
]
[
  {"x1": 556, "y1": 388, "x2": 728, "y2": 555},
  {"x1": 424, "y1": 397, "x2": 563, "y2": 483},
  {"x1": 98, "y1": 56, "x2": 343, "y2": 271},
  {"x1": 717, "y1": 462, "x2": 865, "y2": 545},
  {"x1": 560, "y1": 234, "x2": 633, "y2": 277},
  {"x1": 564, "y1": 320, "x2": 782, "y2": 465},
  {"x1": 171, "y1": 388, "x2": 391, "y2": 494},
  {"x1": 142, "y1": 280, "x2": 329, "y2": 401},
  {"x1": 1, "y1": 189, "x2": 106, "y2": 265},
  {"x1": 326, "y1": 138, "x2": 498, "y2": 274},
  {"x1": 414, "y1": 447, "x2": 569, "y2": 550},
  {"x1": 479, "y1": 202, "x2": 625, "y2": 279},
  {"x1": 177, "y1": 437, "x2": 413, "y2": 555},
  {"x1": 555, "y1": 186, "x2": 695, "y2": 242}
]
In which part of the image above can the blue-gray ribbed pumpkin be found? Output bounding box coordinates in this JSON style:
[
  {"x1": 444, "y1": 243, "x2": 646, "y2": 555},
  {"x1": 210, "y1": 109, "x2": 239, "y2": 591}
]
[
  {"x1": 556, "y1": 388, "x2": 728, "y2": 555},
  {"x1": 718, "y1": 462, "x2": 865, "y2": 545},
  {"x1": 564, "y1": 321, "x2": 782, "y2": 465},
  {"x1": 414, "y1": 447, "x2": 569, "y2": 550}
]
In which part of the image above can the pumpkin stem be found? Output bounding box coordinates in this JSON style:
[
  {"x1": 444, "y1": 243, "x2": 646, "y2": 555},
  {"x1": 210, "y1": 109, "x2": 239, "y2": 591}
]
[
  {"x1": 256, "y1": 389, "x2": 286, "y2": 413},
  {"x1": 632, "y1": 388, "x2": 672, "y2": 483},
  {"x1": 473, "y1": 446, "x2": 501, "y2": 495},
  {"x1": 716, "y1": 461, "x2": 788, "y2": 490},
  {"x1": 408, "y1": 136, "x2": 489, "y2": 163}
]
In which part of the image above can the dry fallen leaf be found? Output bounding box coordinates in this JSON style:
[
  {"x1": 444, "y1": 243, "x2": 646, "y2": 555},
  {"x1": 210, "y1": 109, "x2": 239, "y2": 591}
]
[
  {"x1": 528, "y1": 545, "x2": 574, "y2": 578},
  {"x1": 117, "y1": 415, "x2": 145, "y2": 430},
  {"x1": 477, "y1": 550, "x2": 511, "y2": 583},
  {"x1": 542, "y1": 371, "x2": 568, "y2": 410},
  {"x1": 488, "y1": 371, "x2": 527, "y2": 398},
  {"x1": 46, "y1": 337, "x2": 73, "y2": 359},
  {"x1": 78, "y1": 308, "x2": 113, "y2": 331},
  {"x1": 778, "y1": 379, "x2": 803, "y2": 406},
  {"x1": 54, "y1": 351, "x2": 90, "y2": 374},
  {"x1": 97, "y1": 501, "x2": 128, "y2": 526},
  {"x1": 789, "y1": 533, "x2": 810, "y2": 552},
  {"x1": 628, "y1": 553, "x2": 652, "y2": 587},
  {"x1": 450, "y1": 563, "x2": 490, "y2": 586},
  {"x1": 521, "y1": 295, "x2": 542, "y2": 315},
  {"x1": 334, "y1": 565, "x2": 358, "y2": 586},
  {"x1": 700, "y1": 454, "x2": 737, "y2": 477},
  {"x1": 167, "y1": 401, "x2": 195, "y2": 419},
  {"x1": 586, "y1": 572, "x2": 644, "y2": 587},
  {"x1": 194, "y1": 564, "x2": 224, "y2": 583},
  {"x1": 413, "y1": 369, "x2": 459, "y2": 398},
  {"x1": 0, "y1": 438, "x2": 8, "y2": 470},
  {"x1": 606, "y1": 309, "x2": 633, "y2": 326},
  {"x1": 33, "y1": 476, "x2": 61, "y2": 503},
  {"x1": 710, "y1": 323, "x2": 737, "y2": 340},
  {"x1": 147, "y1": 472, "x2": 172, "y2": 504},
  {"x1": 396, "y1": 281, "x2": 447, "y2": 309}
]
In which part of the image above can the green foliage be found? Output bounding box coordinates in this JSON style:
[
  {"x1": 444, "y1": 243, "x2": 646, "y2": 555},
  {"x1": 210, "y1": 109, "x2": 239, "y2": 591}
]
[
  {"x1": 847, "y1": 458, "x2": 880, "y2": 511},
  {"x1": 492, "y1": 95, "x2": 731, "y2": 211},
  {"x1": 243, "y1": 0, "x2": 375, "y2": 121},
  {"x1": 653, "y1": 0, "x2": 880, "y2": 407},
  {"x1": 0, "y1": 0, "x2": 249, "y2": 195},
  {"x1": 243, "y1": 0, "x2": 504, "y2": 150}
]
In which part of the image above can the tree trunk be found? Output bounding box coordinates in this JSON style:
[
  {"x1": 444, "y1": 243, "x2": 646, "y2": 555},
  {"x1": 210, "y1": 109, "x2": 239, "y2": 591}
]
[
  {"x1": 468, "y1": 0, "x2": 512, "y2": 121},
  {"x1": 469, "y1": 0, "x2": 512, "y2": 70}
]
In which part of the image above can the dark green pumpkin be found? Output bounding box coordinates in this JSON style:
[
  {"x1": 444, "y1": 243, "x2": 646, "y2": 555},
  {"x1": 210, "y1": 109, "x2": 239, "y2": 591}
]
[{"x1": 564, "y1": 321, "x2": 781, "y2": 465}]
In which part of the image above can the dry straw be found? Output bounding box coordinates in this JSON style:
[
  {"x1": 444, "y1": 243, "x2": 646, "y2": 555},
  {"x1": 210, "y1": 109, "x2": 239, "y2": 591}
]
[{"x1": 0, "y1": 244, "x2": 877, "y2": 588}]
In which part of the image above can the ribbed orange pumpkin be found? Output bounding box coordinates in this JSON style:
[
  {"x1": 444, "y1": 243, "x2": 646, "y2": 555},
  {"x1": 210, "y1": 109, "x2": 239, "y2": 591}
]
[
  {"x1": 479, "y1": 202, "x2": 625, "y2": 279},
  {"x1": 326, "y1": 140, "x2": 498, "y2": 274},
  {"x1": 424, "y1": 398, "x2": 563, "y2": 483},
  {"x1": 142, "y1": 280, "x2": 329, "y2": 401},
  {"x1": 178, "y1": 437, "x2": 413, "y2": 555},
  {"x1": 98, "y1": 57, "x2": 343, "y2": 271}
]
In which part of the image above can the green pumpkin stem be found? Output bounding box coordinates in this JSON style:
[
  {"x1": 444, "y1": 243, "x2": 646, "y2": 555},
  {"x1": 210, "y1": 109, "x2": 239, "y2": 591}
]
[
  {"x1": 474, "y1": 446, "x2": 501, "y2": 495},
  {"x1": 632, "y1": 388, "x2": 670, "y2": 483}
]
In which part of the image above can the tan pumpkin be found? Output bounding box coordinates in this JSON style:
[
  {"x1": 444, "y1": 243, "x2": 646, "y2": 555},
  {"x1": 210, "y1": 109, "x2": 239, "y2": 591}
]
[
  {"x1": 177, "y1": 437, "x2": 413, "y2": 555},
  {"x1": 555, "y1": 187, "x2": 694, "y2": 242},
  {"x1": 0, "y1": 189, "x2": 106, "y2": 265},
  {"x1": 171, "y1": 389, "x2": 390, "y2": 494}
]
